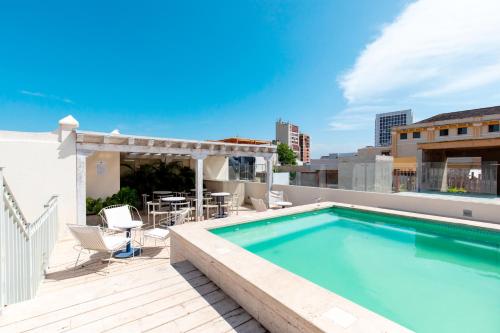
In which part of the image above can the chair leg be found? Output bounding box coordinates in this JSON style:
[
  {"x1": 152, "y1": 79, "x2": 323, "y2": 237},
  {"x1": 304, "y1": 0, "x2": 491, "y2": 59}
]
[
  {"x1": 106, "y1": 252, "x2": 113, "y2": 275},
  {"x1": 74, "y1": 248, "x2": 83, "y2": 270}
]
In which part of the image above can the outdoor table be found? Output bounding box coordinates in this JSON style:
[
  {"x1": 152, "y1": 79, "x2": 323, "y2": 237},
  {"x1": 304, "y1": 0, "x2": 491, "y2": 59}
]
[
  {"x1": 275, "y1": 201, "x2": 293, "y2": 209},
  {"x1": 153, "y1": 191, "x2": 172, "y2": 201},
  {"x1": 161, "y1": 196, "x2": 186, "y2": 210},
  {"x1": 211, "y1": 192, "x2": 230, "y2": 218},
  {"x1": 112, "y1": 220, "x2": 142, "y2": 258}
]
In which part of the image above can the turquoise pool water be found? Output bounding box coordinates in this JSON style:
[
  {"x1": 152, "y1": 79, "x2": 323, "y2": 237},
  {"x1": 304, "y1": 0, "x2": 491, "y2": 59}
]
[{"x1": 211, "y1": 207, "x2": 500, "y2": 333}]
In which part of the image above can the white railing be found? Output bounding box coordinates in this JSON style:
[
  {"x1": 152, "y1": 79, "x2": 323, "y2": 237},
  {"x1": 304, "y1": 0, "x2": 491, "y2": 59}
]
[{"x1": 0, "y1": 168, "x2": 59, "y2": 309}]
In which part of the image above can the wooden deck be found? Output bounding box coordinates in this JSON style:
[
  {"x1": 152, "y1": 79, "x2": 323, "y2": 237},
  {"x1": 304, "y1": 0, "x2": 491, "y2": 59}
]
[{"x1": 0, "y1": 224, "x2": 268, "y2": 333}]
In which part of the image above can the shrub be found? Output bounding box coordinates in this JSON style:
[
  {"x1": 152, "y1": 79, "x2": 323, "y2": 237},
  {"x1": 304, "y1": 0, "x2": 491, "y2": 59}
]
[{"x1": 86, "y1": 187, "x2": 139, "y2": 215}]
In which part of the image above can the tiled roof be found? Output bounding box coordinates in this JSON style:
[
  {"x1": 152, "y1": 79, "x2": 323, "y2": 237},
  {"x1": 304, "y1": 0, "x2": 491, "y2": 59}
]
[{"x1": 416, "y1": 106, "x2": 500, "y2": 124}]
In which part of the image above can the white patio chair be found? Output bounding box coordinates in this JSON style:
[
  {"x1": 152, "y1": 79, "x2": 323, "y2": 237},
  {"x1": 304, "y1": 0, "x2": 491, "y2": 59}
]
[
  {"x1": 250, "y1": 197, "x2": 268, "y2": 212},
  {"x1": 143, "y1": 227, "x2": 170, "y2": 247},
  {"x1": 99, "y1": 204, "x2": 144, "y2": 248},
  {"x1": 67, "y1": 224, "x2": 130, "y2": 273},
  {"x1": 159, "y1": 207, "x2": 190, "y2": 227},
  {"x1": 99, "y1": 204, "x2": 143, "y2": 232},
  {"x1": 144, "y1": 208, "x2": 189, "y2": 247},
  {"x1": 268, "y1": 190, "x2": 284, "y2": 209},
  {"x1": 222, "y1": 194, "x2": 239, "y2": 215},
  {"x1": 203, "y1": 197, "x2": 218, "y2": 220}
]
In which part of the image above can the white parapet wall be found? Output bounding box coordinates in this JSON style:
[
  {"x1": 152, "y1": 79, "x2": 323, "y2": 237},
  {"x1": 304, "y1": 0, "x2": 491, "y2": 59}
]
[
  {"x1": 0, "y1": 129, "x2": 77, "y2": 234},
  {"x1": 209, "y1": 180, "x2": 500, "y2": 224}
]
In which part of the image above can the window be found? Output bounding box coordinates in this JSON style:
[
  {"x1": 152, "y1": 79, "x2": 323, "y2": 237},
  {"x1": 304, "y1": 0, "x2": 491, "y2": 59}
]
[
  {"x1": 400, "y1": 133, "x2": 407, "y2": 140},
  {"x1": 439, "y1": 129, "x2": 449, "y2": 136},
  {"x1": 412, "y1": 131, "x2": 421, "y2": 139},
  {"x1": 488, "y1": 124, "x2": 499, "y2": 132},
  {"x1": 457, "y1": 127, "x2": 467, "y2": 135}
]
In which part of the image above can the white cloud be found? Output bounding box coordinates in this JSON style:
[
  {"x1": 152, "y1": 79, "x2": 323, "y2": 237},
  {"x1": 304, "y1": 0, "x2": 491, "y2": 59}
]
[
  {"x1": 20, "y1": 90, "x2": 74, "y2": 104},
  {"x1": 339, "y1": 0, "x2": 500, "y2": 103},
  {"x1": 328, "y1": 105, "x2": 393, "y2": 131},
  {"x1": 20, "y1": 90, "x2": 46, "y2": 98}
]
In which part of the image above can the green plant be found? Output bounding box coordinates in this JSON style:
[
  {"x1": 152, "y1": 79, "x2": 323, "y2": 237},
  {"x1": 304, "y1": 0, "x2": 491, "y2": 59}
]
[
  {"x1": 277, "y1": 143, "x2": 297, "y2": 166},
  {"x1": 447, "y1": 186, "x2": 467, "y2": 193},
  {"x1": 86, "y1": 197, "x2": 103, "y2": 215},
  {"x1": 103, "y1": 187, "x2": 139, "y2": 207},
  {"x1": 121, "y1": 161, "x2": 195, "y2": 195},
  {"x1": 86, "y1": 187, "x2": 139, "y2": 215}
]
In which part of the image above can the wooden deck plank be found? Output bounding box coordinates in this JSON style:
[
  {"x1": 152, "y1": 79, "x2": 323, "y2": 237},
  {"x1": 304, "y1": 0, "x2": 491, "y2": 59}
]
[{"x1": 0, "y1": 229, "x2": 268, "y2": 333}]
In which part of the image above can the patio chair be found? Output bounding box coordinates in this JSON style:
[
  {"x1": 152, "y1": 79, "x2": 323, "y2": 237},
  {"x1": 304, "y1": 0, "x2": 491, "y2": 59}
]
[
  {"x1": 159, "y1": 207, "x2": 190, "y2": 227},
  {"x1": 222, "y1": 194, "x2": 239, "y2": 215},
  {"x1": 268, "y1": 190, "x2": 285, "y2": 209},
  {"x1": 99, "y1": 204, "x2": 143, "y2": 246},
  {"x1": 143, "y1": 227, "x2": 170, "y2": 247},
  {"x1": 250, "y1": 197, "x2": 268, "y2": 212},
  {"x1": 67, "y1": 224, "x2": 131, "y2": 273},
  {"x1": 203, "y1": 197, "x2": 218, "y2": 220},
  {"x1": 99, "y1": 204, "x2": 143, "y2": 232}
]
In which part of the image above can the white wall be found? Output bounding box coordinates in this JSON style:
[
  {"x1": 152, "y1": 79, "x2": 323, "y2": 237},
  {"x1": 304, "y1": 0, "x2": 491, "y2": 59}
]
[
  {"x1": 0, "y1": 129, "x2": 77, "y2": 232},
  {"x1": 212, "y1": 180, "x2": 500, "y2": 224},
  {"x1": 203, "y1": 156, "x2": 228, "y2": 180},
  {"x1": 273, "y1": 172, "x2": 289, "y2": 185},
  {"x1": 86, "y1": 151, "x2": 120, "y2": 199}
]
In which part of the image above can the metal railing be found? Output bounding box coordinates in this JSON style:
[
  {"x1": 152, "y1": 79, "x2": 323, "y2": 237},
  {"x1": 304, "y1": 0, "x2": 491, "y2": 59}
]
[{"x1": 0, "y1": 168, "x2": 59, "y2": 309}]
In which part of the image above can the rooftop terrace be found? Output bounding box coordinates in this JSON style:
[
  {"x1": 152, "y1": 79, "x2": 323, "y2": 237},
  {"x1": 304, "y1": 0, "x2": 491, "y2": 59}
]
[{"x1": 0, "y1": 221, "x2": 268, "y2": 333}]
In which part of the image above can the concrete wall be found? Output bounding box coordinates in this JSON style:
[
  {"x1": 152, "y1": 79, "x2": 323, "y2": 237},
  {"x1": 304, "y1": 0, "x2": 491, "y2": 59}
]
[
  {"x1": 212, "y1": 180, "x2": 500, "y2": 224},
  {"x1": 86, "y1": 151, "x2": 120, "y2": 199},
  {"x1": 203, "y1": 156, "x2": 228, "y2": 181},
  {"x1": 0, "y1": 129, "x2": 77, "y2": 231}
]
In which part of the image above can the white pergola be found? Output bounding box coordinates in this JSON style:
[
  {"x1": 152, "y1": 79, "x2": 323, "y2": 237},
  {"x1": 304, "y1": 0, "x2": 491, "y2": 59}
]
[{"x1": 75, "y1": 130, "x2": 277, "y2": 224}]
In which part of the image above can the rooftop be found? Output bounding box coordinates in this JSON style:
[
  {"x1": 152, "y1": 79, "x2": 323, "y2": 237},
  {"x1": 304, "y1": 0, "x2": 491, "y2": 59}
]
[
  {"x1": 0, "y1": 214, "x2": 268, "y2": 333},
  {"x1": 416, "y1": 105, "x2": 500, "y2": 124}
]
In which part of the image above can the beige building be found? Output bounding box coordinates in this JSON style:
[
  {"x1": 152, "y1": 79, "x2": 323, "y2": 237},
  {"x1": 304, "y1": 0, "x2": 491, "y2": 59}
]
[
  {"x1": 392, "y1": 106, "x2": 500, "y2": 194},
  {"x1": 275, "y1": 119, "x2": 300, "y2": 157}
]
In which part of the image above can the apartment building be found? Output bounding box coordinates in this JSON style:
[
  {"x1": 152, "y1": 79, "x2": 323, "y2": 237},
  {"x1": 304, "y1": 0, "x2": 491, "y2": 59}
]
[
  {"x1": 275, "y1": 119, "x2": 301, "y2": 159},
  {"x1": 391, "y1": 105, "x2": 500, "y2": 194},
  {"x1": 299, "y1": 133, "x2": 310, "y2": 164},
  {"x1": 375, "y1": 110, "x2": 413, "y2": 147}
]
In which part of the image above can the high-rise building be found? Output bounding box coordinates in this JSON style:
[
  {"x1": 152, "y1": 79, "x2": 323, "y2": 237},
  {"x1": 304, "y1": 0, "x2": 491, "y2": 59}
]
[
  {"x1": 299, "y1": 133, "x2": 310, "y2": 164},
  {"x1": 375, "y1": 109, "x2": 413, "y2": 147},
  {"x1": 276, "y1": 119, "x2": 300, "y2": 157}
]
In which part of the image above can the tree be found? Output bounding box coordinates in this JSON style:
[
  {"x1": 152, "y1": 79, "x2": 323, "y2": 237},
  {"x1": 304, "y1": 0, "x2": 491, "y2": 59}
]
[{"x1": 277, "y1": 143, "x2": 297, "y2": 165}]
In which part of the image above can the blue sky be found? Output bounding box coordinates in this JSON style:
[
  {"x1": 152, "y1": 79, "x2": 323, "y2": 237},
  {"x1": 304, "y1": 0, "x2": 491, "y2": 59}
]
[{"x1": 1, "y1": 0, "x2": 500, "y2": 157}]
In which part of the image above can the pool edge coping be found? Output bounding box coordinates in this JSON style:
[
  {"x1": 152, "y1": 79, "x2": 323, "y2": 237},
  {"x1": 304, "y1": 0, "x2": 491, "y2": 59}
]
[{"x1": 170, "y1": 202, "x2": 423, "y2": 333}]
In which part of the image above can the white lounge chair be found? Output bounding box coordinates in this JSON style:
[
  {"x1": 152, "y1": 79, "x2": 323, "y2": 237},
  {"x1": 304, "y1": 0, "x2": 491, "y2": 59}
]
[
  {"x1": 67, "y1": 224, "x2": 130, "y2": 273},
  {"x1": 250, "y1": 197, "x2": 268, "y2": 212}
]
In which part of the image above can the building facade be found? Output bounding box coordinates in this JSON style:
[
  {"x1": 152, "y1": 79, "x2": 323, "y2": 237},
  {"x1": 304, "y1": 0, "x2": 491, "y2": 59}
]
[
  {"x1": 299, "y1": 133, "x2": 310, "y2": 164},
  {"x1": 375, "y1": 110, "x2": 413, "y2": 147},
  {"x1": 276, "y1": 120, "x2": 300, "y2": 158},
  {"x1": 391, "y1": 105, "x2": 500, "y2": 195}
]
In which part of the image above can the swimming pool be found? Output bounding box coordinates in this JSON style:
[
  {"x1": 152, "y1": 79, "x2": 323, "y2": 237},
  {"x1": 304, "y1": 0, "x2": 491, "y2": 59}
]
[{"x1": 211, "y1": 207, "x2": 500, "y2": 333}]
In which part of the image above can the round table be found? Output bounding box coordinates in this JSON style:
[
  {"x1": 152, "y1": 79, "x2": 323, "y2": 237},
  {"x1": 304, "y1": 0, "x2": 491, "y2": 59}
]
[
  {"x1": 161, "y1": 196, "x2": 185, "y2": 203},
  {"x1": 161, "y1": 196, "x2": 186, "y2": 211},
  {"x1": 112, "y1": 220, "x2": 142, "y2": 258},
  {"x1": 275, "y1": 201, "x2": 293, "y2": 209},
  {"x1": 211, "y1": 192, "x2": 230, "y2": 218}
]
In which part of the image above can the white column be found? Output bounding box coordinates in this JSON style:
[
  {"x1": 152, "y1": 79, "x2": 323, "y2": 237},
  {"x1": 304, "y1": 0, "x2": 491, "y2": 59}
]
[
  {"x1": 76, "y1": 150, "x2": 94, "y2": 225},
  {"x1": 265, "y1": 154, "x2": 273, "y2": 207},
  {"x1": 192, "y1": 153, "x2": 207, "y2": 221}
]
